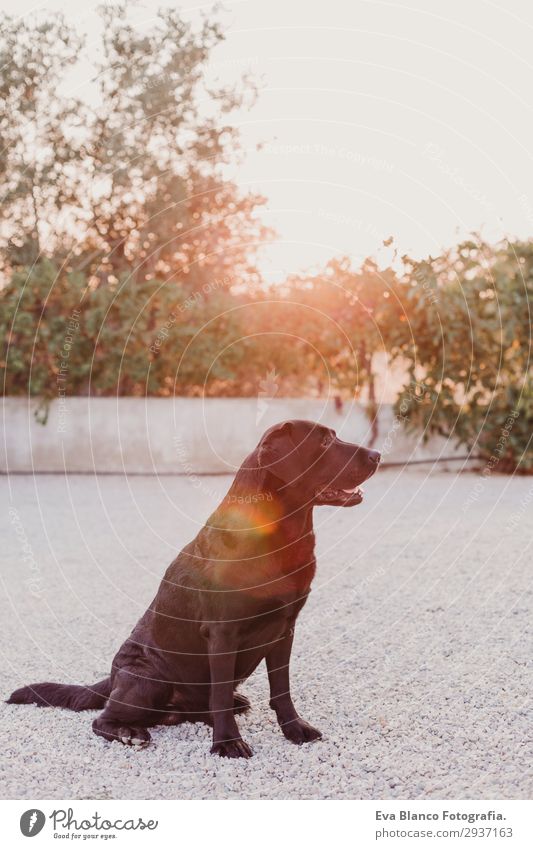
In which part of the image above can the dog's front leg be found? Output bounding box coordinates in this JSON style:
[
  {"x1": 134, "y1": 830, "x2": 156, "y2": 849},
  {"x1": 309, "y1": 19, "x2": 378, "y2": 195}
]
[
  {"x1": 267, "y1": 629, "x2": 322, "y2": 745},
  {"x1": 207, "y1": 625, "x2": 252, "y2": 759}
]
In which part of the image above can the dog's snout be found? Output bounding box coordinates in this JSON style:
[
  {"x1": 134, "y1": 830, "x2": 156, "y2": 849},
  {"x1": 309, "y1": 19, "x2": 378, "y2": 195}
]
[{"x1": 368, "y1": 450, "x2": 380, "y2": 466}]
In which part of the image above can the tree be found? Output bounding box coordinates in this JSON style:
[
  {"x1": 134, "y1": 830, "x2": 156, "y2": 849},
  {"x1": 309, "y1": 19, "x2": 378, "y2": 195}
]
[
  {"x1": 1, "y1": 6, "x2": 269, "y2": 403},
  {"x1": 0, "y1": 6, "x2": 268, "y2": 287},
  {"x1": 76, "y1": 4, "x2": 267, "y2": 290},
  {"x1": 0, "y1": 15, "x2": 84, "y2": 271}
]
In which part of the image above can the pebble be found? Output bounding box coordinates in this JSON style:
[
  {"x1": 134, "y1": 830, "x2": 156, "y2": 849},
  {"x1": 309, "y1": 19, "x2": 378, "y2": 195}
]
[{"x1": 1, "y1": 471, "x2": 532, "y2": 799}]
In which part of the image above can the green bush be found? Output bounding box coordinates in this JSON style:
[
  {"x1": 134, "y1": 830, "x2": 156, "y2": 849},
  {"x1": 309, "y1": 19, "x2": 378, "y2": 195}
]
[
  {"x1": 387, "y1": 240, "x2": 533, "y2": 472},
  {"x1": 2, "y1": 239, "x2": 532, "y2": 473}
]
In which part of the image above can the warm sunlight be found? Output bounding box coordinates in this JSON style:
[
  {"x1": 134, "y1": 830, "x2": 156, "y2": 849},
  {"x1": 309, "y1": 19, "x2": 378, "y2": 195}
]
[
  {"x1": 1, "y1": 0, "x2": 532, "y2": 819},
  {"x1": 3, "y1": 0, "x2": 532, "y2": 283}
]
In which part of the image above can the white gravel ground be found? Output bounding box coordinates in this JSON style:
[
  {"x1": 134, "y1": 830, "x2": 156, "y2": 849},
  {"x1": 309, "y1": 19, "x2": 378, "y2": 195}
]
[{"x1": 1, "y1": 470, "x2": 532, "y2": 799}]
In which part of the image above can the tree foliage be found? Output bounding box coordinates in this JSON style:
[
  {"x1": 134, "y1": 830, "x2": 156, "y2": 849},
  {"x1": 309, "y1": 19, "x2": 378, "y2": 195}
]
[
  {"x1": 1, "y1": 11, "x2": 531, "y2": 471},
  {"x1": 0, "y1": 15, "x2": 84, "y2": 269},
  {"x1": 0, "y1": 6, "x2": 266, "y2": 285},
  {"x1": 387, "y1": 239, "x2": 533, "y2": 471}
]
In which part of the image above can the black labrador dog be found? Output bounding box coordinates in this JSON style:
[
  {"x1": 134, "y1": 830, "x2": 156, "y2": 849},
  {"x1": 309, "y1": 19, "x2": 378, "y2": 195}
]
[{"x1": 8, "y1": 420, "x2": 379, "y2": 758}]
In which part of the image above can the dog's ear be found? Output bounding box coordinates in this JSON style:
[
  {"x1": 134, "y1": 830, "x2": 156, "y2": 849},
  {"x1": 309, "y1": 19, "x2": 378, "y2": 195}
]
[{"x1": 257, "y1": 422, "x2": 303, "y2": 485}]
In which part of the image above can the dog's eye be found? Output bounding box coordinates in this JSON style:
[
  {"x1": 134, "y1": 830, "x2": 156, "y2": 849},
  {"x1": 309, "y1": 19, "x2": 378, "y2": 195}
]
[{"x1": 320, "y1": 434, "x2": 333, "y2": 449}]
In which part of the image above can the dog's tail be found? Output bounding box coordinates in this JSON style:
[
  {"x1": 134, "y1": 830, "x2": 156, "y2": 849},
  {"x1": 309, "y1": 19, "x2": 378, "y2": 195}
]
[{"x1": 6, "y1": 677, "x2": 111, "y2": 712}]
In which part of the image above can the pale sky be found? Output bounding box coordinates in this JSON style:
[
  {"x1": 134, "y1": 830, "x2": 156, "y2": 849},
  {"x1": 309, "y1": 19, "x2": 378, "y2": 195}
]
[{"x1": 3, "y1": 0, "x2": 533, "y2": 282}]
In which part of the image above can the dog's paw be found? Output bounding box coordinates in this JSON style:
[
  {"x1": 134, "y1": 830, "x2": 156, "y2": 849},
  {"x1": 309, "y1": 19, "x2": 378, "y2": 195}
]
[
  {"x1": 92, "y1": 719, "x2": 151, "y2": 748},
  {"x1": 211, "y1": 738, "x2": 253, "y2": 759},
  {"x1": 119, "y1": 727, "x2": 151, "y2": 748},
  {"x1": 280, "y1": 717, "x2": 322, "y2": 745}
]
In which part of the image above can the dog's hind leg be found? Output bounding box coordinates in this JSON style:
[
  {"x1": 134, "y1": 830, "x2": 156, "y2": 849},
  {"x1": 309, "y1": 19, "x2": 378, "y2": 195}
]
[
  {"x1": 92, "y1": 668, "x2": 170, "y2": 748},
  {"x1": 158, "y1": 691, "x2": 249, "y2": 725},
  {"x1": 233, "y1": 691, "x2": 251, "y2": 714}
]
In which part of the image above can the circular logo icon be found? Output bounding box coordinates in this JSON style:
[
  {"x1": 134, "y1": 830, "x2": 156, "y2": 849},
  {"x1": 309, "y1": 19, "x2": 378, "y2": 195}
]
[{"x1": 20, "y1": 810, "x2": 46, "y2": 837}]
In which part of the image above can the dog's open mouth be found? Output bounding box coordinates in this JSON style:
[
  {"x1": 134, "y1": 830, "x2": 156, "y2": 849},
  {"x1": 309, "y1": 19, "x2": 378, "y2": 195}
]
[{"x1": 314, "y1": 486, "x2": 364, "y2": 506}]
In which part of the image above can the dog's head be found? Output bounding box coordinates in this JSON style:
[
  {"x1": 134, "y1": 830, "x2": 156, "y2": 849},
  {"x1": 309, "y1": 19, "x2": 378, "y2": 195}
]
[{"x1": 257, "y1": 419, "x2": 379, "y2": 507}]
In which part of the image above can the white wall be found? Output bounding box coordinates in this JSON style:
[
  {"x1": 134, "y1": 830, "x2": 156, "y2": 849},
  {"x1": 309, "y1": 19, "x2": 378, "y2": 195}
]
[{"x1": 1, "y1": 397, "x2": 467, "y2": 474}]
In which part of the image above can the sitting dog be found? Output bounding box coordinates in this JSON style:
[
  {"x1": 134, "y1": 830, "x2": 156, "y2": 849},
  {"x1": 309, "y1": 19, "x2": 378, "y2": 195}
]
[{"x1": 8, "y1": 420, "x2": 380, "y2": 758}]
